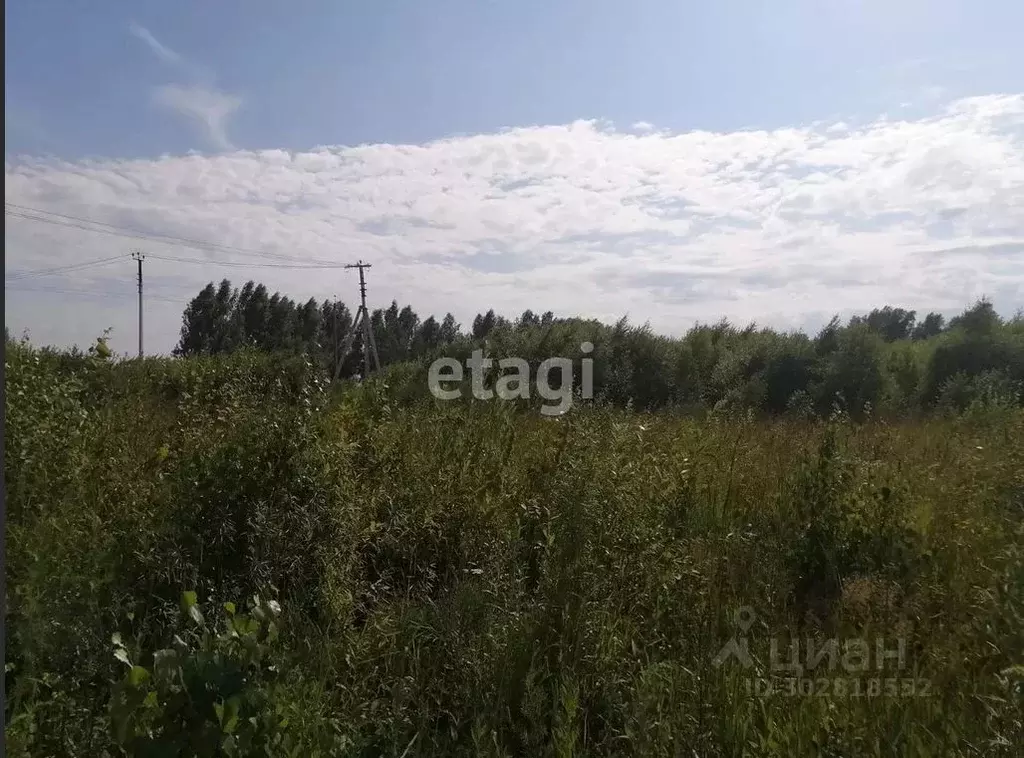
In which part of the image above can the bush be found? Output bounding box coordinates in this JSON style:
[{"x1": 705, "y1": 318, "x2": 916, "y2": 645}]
[
  {"x1": 5, "y1": 336, "x2": 1024, "y2": 756},
  {"x1": 109, "y1": 593, "x2": 340, "y2": 756},
  {"x1": 924, "y1": 332, "x2": 1024, "y2": 405},
  {"x1": 812, "y1": 325, "x2": 885, "y2": 420},
  {"x1": 936, "y1": 370, "x2": 1022, "y2": 415}
]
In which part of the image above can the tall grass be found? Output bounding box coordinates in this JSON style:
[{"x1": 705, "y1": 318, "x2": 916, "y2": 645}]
[{"x1": 4, "y1": 340, "x2": 1023, "y2": 756}]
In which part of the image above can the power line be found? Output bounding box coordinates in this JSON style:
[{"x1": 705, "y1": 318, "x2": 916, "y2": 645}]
[
  {"x1": 5, "y1": 209, "x2": 157, "y2": 242},
  {"x1": 5, "y1": 254, "x2": 128, "y2": 281},
  {"x1": 5, "y1": 205, "x2": 364, "y2": 325},
  {"x1": 4, "y1": 204, "x2": 347, "y2": 267},
  {"x1": 4, "y1": 272, "x2": 199, "y2": 295},
  {"x1": 144, "y1": 252, "x2": 348, "y2": 269},
  {"x1": 5, "y1": 203, "x2": 343, "y2": 265},
  {"x1": 4, "y1": 283, "x2": 182, "y2": 303}
]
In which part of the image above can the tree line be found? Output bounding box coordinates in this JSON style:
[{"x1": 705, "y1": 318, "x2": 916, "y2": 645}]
[
  {"x1": 174, "y1": 280, "x2": 1024, "y2": 418},
  {"x1": 175, "y1": 279, "x2": 460, "y2": 376}
]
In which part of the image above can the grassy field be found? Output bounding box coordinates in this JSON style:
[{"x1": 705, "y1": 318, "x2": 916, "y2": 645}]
[{"x1": 4, "y1": 342, "x2": 1023, "y2": 756}]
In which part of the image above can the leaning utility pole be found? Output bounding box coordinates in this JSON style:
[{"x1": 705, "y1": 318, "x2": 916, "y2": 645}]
[
  {"x1": 333, "y1": 260, "x2": 381, "y2": 382},
  {"x1": 131, "y1": 251, "x2": 145, "y2": 358}
]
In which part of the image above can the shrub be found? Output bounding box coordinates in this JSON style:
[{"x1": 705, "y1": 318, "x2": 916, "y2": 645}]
[{"x1": 109, "y1": 593, "x2": 342, "y2": 756}]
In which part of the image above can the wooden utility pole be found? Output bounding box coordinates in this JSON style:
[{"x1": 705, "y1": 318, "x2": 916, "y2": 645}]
[
  {"x1": 333, "y1": 296, "x2": 339, "y2": 372},
  {"x1": 333, "y1": 260, "x2": 381, "y2": 382},
  {"x1": 131, "y1": 251, "x2": 145, "y2": 358}
]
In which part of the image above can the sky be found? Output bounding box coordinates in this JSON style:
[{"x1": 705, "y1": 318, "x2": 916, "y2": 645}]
[{"x1": 5, "y1": 0, "x2": 1024, "y2": 355}]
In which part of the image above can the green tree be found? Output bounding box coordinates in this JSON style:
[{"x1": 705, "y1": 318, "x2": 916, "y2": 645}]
[
  {"x1": 414, "y1": 315, "x2": 441, "y2": 355},
  {"x1": 760, "y1": 337, "x2": 816, "y2": 413},
  {"x1": 815, "y1": 316, "x2": 842, "y2": 356},
  {"x1": 518, "y1": 309, "x2": 540, "y2": 328},
  {"x1": 439, "y1": 313, "x2": 460, "y2": 343},
  {"x1": 912, "y1": 312, "x2": 945, "y2": 340},
  {"x1": 948, "y1": 297, "x2": 1000, "y2": 336},
  {"x1": 814, "y1": 324, "x2": 885, "y2": 418},
  {"x1": 296, "y1": 298, "x2": 322, "y2": 353},
  {"x1": 264, "y1": 294, "x2": 297, "y2": 351},
  {"x1": 174, "y1": 283, "x2": 219, "y2": 356},
  {"x1": 850, "y1": 306, "x2": 917, "y2": 342},
  {"x1": 472, "y1": 309, "x2": 498, "y2": 339}
]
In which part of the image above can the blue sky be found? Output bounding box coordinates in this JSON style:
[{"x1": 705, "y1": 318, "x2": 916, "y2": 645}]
[
  {"x1": 8, "y1": 0, "x2": 1023, "y2": 157},
  {"x1": 5, "y1": 0, "x2": 1024, "y2": 353}
]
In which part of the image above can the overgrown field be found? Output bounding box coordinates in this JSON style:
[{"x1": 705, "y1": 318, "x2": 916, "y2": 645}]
[{"x1": 4, "y1": 341, "x2": 1023, "y2": 756}]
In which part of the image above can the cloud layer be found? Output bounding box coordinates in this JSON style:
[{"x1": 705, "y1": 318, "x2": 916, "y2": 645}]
[{"x1": 5, "y1": 94, "x2": 1024, "y2": 354}]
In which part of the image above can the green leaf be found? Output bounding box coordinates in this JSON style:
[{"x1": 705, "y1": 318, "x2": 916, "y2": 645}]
[
  {"x1": 224, "y1": 696, "x2": 240, "y2": 733},
  {"x1": 224, "y1": 601, "x2": 236, "y2": 615},
  {"x1": 188, "y1": 603, "x2": 205, "y2": 626},
  {"x1": 181, "y1": 590, "x2": 198, "y2": 612},
  {"x1": 128, "y1": 665, "x2": 150, "y2": 687}
]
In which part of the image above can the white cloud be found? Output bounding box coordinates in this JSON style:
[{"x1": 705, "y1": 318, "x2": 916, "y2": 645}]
[
  {"x1": 153, "y1": 84, "x2": 242, "y2": 151},
  {"x1": 5, "y1": 94, "x2": 1024, "y2": 354},
  {"x1": 129, "y1": 22, "x2": 187, "y2": 71},
  {"x1": 128, "y1": 22, "x2": 240, "y2": 151}
]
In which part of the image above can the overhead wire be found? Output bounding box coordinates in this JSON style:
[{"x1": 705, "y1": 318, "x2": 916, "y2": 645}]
[
  {"x1": 5, "y1": 283, "x2": 183, "y2": 304},
  {"x1": 5, "y1": 203, "x2": 357, "y2": 315},
  {"x1": 144, "y1": 252, "x2": 349, "y2": 269},
  {"x1": 6, "y1": 254, "x2": 130, "y2": 281},
  {"x1": 4, "y1": 203, "x2": 349, "y2": 267}
]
